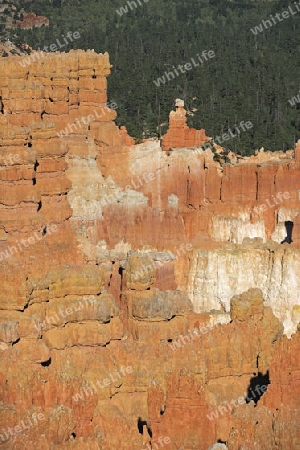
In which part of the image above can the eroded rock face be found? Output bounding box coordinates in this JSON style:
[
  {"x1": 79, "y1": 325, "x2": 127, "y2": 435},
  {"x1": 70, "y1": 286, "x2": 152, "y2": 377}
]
[
  {"x1": 0, "y1": 51, "x2": 299, "y2": 449},
  {"x1": 208, "y1": 444, "x2": 228, "y2": 450},
  {"x1": 130, "y1": 290, "x2": 192, "y2": 321},
  {"x1": 161, "y1": 99, "x2": 209, "y2": 151},
  {"x1": 187, "y1": 243, "x2": 300, "y2": 337},
  {"x1": 15, "y1": 13, "x2": 50, "y2": 29}
]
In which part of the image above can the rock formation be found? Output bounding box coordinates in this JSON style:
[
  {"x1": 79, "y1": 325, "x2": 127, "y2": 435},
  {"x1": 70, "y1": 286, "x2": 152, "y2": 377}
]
[
  {"x1": 0, "y1": 50, "x2": 299, "y2": 449},
  {"x1": 15, "y1": 13, "x2": 49, "y2": 29},
  {"x1": 161, "y1": 98, "x2": 209, "y2": 151}
]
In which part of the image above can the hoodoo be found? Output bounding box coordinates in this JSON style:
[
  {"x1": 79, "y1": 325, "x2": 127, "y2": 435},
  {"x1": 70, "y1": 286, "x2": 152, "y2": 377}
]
[{"x1": 0, "y1": 51, "x2": 299, "y2": 449}]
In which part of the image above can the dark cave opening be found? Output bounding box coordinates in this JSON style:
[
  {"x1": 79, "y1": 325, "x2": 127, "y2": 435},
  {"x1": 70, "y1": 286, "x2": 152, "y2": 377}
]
[
  {"x1": 137, "y1": 417, "x2": 152, "y2": 438},
  {"x1": 281, "y1": 221, "x2": 294, "y2": 244},
  {"x1": 245, "y1": 370, "x2": 270, "y2": 405},
  {"x1": 41, "y1": 358, "x2": 51, "y2": 367}
]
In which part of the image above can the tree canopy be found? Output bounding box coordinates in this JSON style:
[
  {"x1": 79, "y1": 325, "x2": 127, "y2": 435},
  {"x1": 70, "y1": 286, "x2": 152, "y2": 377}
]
[{"x1": 7, "y1": 0, "x2": 300, "y2": 155}]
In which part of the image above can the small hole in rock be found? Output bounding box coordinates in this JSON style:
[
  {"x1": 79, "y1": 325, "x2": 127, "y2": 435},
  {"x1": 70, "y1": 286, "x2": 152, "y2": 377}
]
[{"x1": 41, "y1": 358, "x2": 51, "y2": 367}]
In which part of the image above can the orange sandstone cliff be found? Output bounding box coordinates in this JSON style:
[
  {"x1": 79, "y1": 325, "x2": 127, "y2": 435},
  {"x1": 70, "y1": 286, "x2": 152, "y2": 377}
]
[{"x1": 0, "y1": 50, "x2": 299, "y2": 449}]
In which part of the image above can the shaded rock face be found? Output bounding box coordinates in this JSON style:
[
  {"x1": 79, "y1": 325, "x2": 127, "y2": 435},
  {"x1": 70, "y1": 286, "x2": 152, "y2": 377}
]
[
  {"x1": 131, "y1": 290, "x2": 192, "y2": 321},
  {"x1": 0, "y1": 51, "x2": 299, "y2": 449}
]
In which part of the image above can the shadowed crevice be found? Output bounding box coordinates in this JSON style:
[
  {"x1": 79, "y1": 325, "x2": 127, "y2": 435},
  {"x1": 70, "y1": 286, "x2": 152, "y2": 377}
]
[
  {"x1": 245, "y1": 371, "x2": 270, "y2": 405},
  {"x1": 281, "y1": 221, "x2": 293, "y2": 244}
]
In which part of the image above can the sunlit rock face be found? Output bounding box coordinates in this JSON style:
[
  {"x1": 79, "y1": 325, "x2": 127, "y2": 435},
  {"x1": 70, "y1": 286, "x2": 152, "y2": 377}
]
[
  {"x1": 210, "y1": 215, "x2": 267, "y2": 244},
  {"x1": 187, "y1": 245, "x2": 300, "y2": 337},
  {"x1": 0, "y1": 51, "x2": 299, "y2": 449},
  {"x1": 161, "y1": 98, "x2": 209, "y2": 151}
]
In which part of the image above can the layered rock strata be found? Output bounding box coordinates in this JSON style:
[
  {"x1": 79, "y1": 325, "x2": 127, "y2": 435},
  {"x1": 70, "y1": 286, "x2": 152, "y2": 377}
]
[
  {"x1": 0, "y1": 50, "x2": 299, "y2": 449},
  {"x1": 161, "y1": 98, "x2": 209, "y2": 151}
]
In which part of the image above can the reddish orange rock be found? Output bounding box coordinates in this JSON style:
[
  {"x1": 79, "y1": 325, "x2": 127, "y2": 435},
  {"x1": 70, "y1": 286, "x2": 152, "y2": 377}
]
[
  {"x1": 15, "y1": 13, "x2": 49, "y2": 29},
  {"x1": 0, "y1": 50, "x2": 299, "y2": 450},
  {"x1": 295, "y1": 139, "x2": 300, "y2": 162},
  {"x1": 161, "y1": 99, "x2": 209, "y2": 151}
]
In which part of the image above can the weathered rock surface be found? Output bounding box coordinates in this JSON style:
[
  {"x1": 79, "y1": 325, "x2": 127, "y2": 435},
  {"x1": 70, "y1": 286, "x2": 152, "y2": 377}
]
[
  {"x1": 15, "y1": 13, "x2": 49, "y2": 29},
  {"x1": 0, "y1": 51, "x2": 299, "y2": 449},
  {"x1": 161, "y1": 98, "x2": 209, "y2": 151},
  {"x1": 187, "y1": 243, "x2": 300, "y2": 337},
  {"x1": 208, "y1": 445, "x2": 228, "y2": 450}
]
